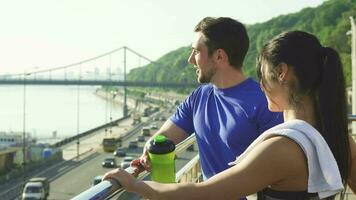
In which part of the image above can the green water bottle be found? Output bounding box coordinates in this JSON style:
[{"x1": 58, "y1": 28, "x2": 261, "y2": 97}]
[{"x1": 148, "y1": 134, "x2": 176, "y2": 183}]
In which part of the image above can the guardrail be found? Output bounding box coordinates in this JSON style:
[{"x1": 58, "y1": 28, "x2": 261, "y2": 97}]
[
  {"x1": 176, "y1": 155, "x2": 201, "y2": 183},
  {"x1": 72, "y1": 114, "x2": 356, "y2": 200},
  {"x1": 344, "y1": 115, "x2": 356, "y2": 199},
  {"x1": 71, "y1": 134, "x2": 196, "y2": 200},
  {"x1": 52, "y1": 115, "x2": 131, "y2": 148}
]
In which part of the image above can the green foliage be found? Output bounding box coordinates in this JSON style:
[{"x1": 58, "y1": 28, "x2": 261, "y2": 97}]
[
  {"x1": 127, "y1": 0, "x2": 356, "y2": 86},
  {"x1": 127, "y1": 47, "x2": 195, "y2": 84}
]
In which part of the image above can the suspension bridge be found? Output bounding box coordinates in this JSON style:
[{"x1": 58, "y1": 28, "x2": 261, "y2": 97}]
[{"x1": 0, "y1": 46, "x2": 198, "y2": 88}]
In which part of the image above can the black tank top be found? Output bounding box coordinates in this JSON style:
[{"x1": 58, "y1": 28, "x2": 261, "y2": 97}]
[{"x1": 257, "y1": 187, "x2": 333, "y2": 200}]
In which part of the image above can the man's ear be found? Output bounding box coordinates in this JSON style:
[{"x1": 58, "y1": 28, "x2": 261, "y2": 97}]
[{"x1": 214, "y1": 49, "x2": 228, "y2": 65}]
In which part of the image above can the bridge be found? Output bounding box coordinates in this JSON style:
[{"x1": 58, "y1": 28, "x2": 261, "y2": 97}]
[
  {"x1": 0, "y1": 46, "x2": 197, "y2": 88},
  {"x1": 0, "y1": 46, "x2": 197, "y2": 127},
  {"x1": 0, "y1": 79, "x2": 198, "y2": 88},
  {"x1": 0, "y1": 46, "x2": 198, "y2": 200}
]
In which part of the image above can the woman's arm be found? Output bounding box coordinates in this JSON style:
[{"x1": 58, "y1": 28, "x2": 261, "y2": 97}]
[{"x1": 108, "y1": 136, "x2": 307, "y2": 200}]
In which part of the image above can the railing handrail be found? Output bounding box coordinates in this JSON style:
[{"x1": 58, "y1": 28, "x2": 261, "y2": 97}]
[
  {"x1": 72, "y1": 114, "x2": 356, "y2": 200},
  {"x1": 175, "y1": 154, "x2": 200, "y2": 182},
  {"x1": 349, "y1": 114, "x2": 356, "y2": 122},
  {"x1": 71, "y1": 134, "x2": 196, "y2": 200}
]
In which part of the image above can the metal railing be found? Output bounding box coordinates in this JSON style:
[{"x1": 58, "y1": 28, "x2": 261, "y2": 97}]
[
  {"x1": 176, "y1": 155, "x2": 201, "y2": 183},
  {"x1": 345, "y1": 115, "x2": 356, "y2": 199},
  {"x1": 72, "y1": 115, "x2": 356, "y2": 200},
  {"x1": 71, "y1": 134, "x2": 196, "y2": 200}
]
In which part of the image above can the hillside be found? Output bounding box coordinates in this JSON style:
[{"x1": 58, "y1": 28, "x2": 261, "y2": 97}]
[{"x1": 127, "y1": 0, "x2": 356, "y2": 87}]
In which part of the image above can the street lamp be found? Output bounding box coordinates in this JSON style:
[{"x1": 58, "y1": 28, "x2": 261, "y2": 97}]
[
  {"x1": 109, "y1": 90, "x2": 117, "y2": 135},
  {"x1": 76, "y1": 68, "x2": 82, "y2": 160},
  {"x1": 22, "y1": 70, "x2": 31, "y2": 185}
]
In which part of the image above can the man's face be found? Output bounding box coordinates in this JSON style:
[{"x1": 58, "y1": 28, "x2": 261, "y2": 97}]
[{"x1": 188, "y1": 32, "x2": 217, "y2": 83}]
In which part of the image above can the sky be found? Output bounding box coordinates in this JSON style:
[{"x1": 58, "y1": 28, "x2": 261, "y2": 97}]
[{"x1": 0, "y1": 0, "x2": 325, "y2": 74}]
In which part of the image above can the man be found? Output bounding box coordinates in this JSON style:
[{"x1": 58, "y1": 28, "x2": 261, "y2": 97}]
[{"x1": 134, "y1": 17, "x2": 282, "y2": 186}]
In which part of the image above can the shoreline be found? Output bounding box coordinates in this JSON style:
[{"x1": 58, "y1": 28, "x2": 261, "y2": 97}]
[{"x1": 94, "y1": 88, "x2": 149, "y2": 113}]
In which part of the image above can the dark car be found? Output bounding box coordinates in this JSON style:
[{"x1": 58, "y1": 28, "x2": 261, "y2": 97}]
[
  {"x1": 128, "y1": 141, "x2": 138, "y2": 149},
  {"x1": 136, "y1": 135, "x2": 145, "y2": 142},
  {"x1": 113, "y1": 147, "x2": 126, "y2": 157},
  {"x1": 102, "y1": 157, "x2": 117, "y2": 168},
  {"x1": 92, "y1": 175, "x2": 103, "y2": 186},
  {"x1": 141, "y1": 127, "x2": 151, "y2": 136}
]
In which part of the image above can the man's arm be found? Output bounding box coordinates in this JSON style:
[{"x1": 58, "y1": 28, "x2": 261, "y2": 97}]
[
  {"x1": 132, "y1": 119, "x2": 189, "y2": 173},
  {"x1": 150, "y1": 119, "x2": 189, "y2": 145}
]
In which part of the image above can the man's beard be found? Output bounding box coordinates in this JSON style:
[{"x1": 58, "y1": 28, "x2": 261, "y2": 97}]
[{"x1": 197, "y1": 66, "x2": 216, "y2": 83}]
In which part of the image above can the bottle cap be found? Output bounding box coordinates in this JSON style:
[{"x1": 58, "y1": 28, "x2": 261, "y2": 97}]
[
  {"x1": 154, "y1": 135, "x2": 166, "y2": 143},
  {"x1": 148, "y1": 134, "x2": 175, "y2": 154}
]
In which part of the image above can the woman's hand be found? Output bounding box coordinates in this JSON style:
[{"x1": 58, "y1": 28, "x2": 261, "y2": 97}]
[{"x1": 102, "y1": 168, "x2": 138, "y2": 192}]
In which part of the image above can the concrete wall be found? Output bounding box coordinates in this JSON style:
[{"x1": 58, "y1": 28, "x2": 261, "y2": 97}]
[{"x1": 0, "y1": 148, "x2": 17, "y2": 172}]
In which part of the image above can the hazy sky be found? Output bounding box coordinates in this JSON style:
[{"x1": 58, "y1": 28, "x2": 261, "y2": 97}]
[{"x1": 0, "y1": 0, "x2": 325, "y2": 74}]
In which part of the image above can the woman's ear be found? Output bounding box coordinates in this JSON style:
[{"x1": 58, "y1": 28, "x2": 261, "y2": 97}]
[{"x1": 277, "y1": 63, "x2": 289, "y2": 83}]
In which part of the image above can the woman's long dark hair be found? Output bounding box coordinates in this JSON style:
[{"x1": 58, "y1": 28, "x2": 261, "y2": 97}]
[{"x1": 257, "y1": 31, "x2": 350, "y2": 185}]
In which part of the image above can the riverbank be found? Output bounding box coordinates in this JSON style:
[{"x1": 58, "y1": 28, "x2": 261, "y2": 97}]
[{"x1": 94, "y1": 88, "x2": 148, "y2": 113}]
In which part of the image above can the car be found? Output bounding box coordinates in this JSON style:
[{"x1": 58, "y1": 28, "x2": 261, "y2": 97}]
[
  {"x1": 128, "y1": 141, "x2": 138, "y2": 149},
  {"x1": 92, "y1": 175, "x2": 103, "y2": 186},
  {"x1": 113, "y1": 147, "x2": 126, "y2": 157},
  {"x1": 159, "y1": 116, "x2": 167, "y2": 121},
  {"x1": 101, "y1": 157, "x2": 117, "y2": 168},
  {"x1": 136, "y1": 135, "x2": 145, "y2": 142},
  {"x1": 120, "y1": 156, "x2": 134, "y2": 169},
  {"x1": 153, "y1": 117, "x2": 160, "y2": 121},
  {"x1": 141, "y1": 127, "x2": 151, "y2": 136},
  {"x1": 150, "y1": 123, "x2": 158, "y2": 130}
]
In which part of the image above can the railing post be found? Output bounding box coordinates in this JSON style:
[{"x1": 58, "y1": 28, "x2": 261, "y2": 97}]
[{"x1": 349, "y1": 17, "x2": 356, "y2": 134}]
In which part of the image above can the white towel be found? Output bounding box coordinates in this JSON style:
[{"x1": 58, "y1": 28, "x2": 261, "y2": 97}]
[{"x1": 229, "y1": 119, "x2": 344, "y2": 199}]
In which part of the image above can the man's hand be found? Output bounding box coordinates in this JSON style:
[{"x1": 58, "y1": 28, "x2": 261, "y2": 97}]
[{"x1": 131, "y1": 148, "x2": 151, "y2": 176}]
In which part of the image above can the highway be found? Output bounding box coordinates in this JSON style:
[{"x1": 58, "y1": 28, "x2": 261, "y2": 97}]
[
  {"x1": 47, "y1": 109, "x2": 197, "y2": 200},
  {"x1": 49, "y1": 140, "x2": 144, "y2": 199},
  {"x1": 0, "y1": 107, "x2": 198, "y2": 200}
]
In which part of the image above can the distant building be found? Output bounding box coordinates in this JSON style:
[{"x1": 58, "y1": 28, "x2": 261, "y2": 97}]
[
  {"x1": 0, "y1": 132, "x2": 23, "y2": 149},
  {"x1": 52, "y1": 131, "x2": 57, "y2": 139}
]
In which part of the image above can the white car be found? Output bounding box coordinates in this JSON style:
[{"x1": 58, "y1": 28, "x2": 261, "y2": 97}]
[
  {"x1": 22, "y1": 182, "x2": 46, "y2": 200},
  {"x1": 120, "y1": 156, "x2": 134, "y2": 169},
  {"x1": 150, "y1": 123, "x2": 158, "y2": 130}
]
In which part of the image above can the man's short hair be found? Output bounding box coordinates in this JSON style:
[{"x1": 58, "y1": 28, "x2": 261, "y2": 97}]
[{"x1": 194, "y1": 17, "x2": 249, "y2": 69}]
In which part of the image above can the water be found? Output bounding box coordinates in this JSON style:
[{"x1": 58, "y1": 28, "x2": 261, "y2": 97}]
[{"x1": 0, "y1": 85, "x2": 123, "y2": 140}]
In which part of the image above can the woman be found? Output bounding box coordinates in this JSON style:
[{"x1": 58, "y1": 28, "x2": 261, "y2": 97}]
[{"x1": 103, "y1": 31, "x2": 356, "y2": 200}]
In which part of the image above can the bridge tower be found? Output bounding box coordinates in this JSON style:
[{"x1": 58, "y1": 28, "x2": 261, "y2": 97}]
[{"x1": 123, "y1": 47, "x2": 129, "y2": 117}]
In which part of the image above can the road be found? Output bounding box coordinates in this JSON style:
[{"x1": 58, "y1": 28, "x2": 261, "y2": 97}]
[
  {"x1": 4, "y1": 107, "x2": 199, "y2": 200},
  {"x1": 49, "y1": 141, "x2": 144, "y2": 199},
  {"x1": 48, "y1": 109, "x2": 194, "y2": 200}
]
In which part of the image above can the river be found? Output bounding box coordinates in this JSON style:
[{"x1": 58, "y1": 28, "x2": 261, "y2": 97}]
[{"x1": 0, "y1": 85, "x2": 123, "y2": 140}]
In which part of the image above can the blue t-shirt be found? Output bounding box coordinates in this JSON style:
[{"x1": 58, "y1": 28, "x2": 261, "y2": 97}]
[{"x1": 170, "y1": 78, "x2": 283, "y2": 179}]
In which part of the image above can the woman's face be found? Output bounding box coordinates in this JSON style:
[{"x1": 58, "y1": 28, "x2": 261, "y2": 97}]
[{"x1": 260, "y1": 61, "x2": 288, "y2": 112}]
